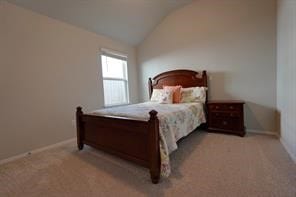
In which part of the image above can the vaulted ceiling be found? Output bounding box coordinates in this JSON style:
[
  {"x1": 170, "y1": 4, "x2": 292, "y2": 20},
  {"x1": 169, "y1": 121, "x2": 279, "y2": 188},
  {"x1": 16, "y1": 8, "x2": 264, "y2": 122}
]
[{"x1": 6, "y1": 0, "x2": 192, "y2": 46}]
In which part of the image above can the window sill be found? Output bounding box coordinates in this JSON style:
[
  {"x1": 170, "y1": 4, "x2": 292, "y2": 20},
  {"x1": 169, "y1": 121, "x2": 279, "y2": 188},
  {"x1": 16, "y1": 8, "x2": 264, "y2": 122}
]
[{"x1": 104, "y1": 103, "x2": 130, "y2": 108}]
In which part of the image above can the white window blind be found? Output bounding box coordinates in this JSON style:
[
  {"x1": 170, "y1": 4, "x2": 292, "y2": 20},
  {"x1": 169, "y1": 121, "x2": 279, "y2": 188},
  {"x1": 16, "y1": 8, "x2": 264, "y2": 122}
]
[{"x1": 101, "y1": 50, "x2": 129, "y2": 106}]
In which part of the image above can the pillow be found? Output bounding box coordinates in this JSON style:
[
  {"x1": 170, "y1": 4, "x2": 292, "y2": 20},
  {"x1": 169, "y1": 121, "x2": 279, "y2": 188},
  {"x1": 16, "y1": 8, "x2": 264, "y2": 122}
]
[
  {"x1": 150, "y1": 89, "x2": 163, "y2": 102},
  {"x1": 150, "y1": 89, "x2": 173, "y2": 104},
  {"x1": 159, "y1": 89, "x2": 173, "y2": 104},
  {"x1": 180, "y1": 87, "x2": 207, "y2": 103},
  {"x1": 163, "y1": 85, "x2": 182, "y2": 103}
]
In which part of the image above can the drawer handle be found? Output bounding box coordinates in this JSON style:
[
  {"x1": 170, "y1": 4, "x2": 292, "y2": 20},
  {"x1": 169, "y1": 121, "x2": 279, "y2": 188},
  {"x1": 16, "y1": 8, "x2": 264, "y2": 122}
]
[
  {"x1": 229, "y1": 106, "x2": 234, "y2": 109},
  {"x1": 215, "y1": 106, "x2": 219, "y2": 109},
  {"x1": 222, "y1": 121, "x2": 228, "y2": 125}
]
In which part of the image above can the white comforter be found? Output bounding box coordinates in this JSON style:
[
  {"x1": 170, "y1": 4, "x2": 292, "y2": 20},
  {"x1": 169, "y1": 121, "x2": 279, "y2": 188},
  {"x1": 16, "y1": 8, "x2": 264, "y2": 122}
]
[{"x1": 91, "y1": 102, "x2": 206, "y2": 177}]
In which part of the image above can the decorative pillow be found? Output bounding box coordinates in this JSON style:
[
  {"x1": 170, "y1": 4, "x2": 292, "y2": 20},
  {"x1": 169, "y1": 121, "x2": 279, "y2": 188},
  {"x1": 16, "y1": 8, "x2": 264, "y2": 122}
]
[
  {"x1": 180, "y1": 87, "x2": 207, "y2": 103},
  {"x1": 150, "y1": 89, "x2": 164, "y2": 102},
  {"x1": 163, "y1": 85, "x2": 182, "y2": 103},
  {"x1": 159, "y1": 89, "x2": 173, "y2": 104}
]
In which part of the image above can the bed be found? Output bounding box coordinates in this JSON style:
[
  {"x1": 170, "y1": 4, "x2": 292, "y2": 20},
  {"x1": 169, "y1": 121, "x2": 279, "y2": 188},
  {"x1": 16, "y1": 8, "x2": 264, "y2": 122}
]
[{"x1": 76, "y1": 69, "x2": 208, "y2": 183}]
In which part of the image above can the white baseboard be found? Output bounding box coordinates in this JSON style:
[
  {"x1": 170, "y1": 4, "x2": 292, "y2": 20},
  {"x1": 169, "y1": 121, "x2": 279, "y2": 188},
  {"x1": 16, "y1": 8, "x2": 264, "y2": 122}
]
[
  {"x1": 246, "y1": 129, "x2": 279, "y2": 137},
  {"x1": 0, "y1": 138, "x2": 76, "y2": 165},
  {"x1": 280, "y1": 137, "x2": 296, "y2": 164}
]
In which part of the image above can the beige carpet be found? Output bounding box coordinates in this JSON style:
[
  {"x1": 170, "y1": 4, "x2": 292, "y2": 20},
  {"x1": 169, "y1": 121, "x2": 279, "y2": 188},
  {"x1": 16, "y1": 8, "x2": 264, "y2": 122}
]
[{"x1": 0, "y1": 131, "x2": 295, "y2": 197}]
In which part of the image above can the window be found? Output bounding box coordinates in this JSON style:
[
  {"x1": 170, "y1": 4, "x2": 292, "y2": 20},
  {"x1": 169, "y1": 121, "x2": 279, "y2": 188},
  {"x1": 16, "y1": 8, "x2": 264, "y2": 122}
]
[{"x1": 101, "y1": 49, "x2": 129, "y2": 106}]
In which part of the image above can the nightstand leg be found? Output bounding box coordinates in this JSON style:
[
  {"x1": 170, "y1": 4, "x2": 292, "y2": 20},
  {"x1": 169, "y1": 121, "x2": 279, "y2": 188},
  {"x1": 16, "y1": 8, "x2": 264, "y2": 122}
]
[{"x1": 239, "y1": 131, "x2": 246, "y2": 137}]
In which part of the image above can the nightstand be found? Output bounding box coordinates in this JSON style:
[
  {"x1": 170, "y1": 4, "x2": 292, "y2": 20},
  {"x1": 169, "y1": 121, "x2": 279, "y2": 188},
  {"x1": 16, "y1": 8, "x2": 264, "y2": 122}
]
[{"x1": 207, "y1": 100, "x2": 245, "y2": 137}]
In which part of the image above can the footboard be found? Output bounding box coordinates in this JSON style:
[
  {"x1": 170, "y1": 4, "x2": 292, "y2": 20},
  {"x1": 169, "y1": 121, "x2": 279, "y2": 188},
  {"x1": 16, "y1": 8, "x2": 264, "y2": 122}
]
[{"x1": 76, "y1": 107, "x2": 161, "y2": 183}]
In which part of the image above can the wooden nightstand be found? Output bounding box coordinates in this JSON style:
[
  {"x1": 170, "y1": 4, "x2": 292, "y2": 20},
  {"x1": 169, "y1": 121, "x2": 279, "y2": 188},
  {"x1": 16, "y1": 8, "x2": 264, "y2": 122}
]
[{"x1": 207, "y1": 100, "x2": 245, "y2": 137}]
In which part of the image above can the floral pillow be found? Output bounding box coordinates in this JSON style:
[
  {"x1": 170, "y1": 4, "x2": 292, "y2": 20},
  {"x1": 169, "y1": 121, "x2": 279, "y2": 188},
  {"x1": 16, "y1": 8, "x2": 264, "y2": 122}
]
[
  {"x1": 180, "y1": 87, "x2": 207, "y2": 103},
  {"x1": 159, "y1": 89, "x2": 174, "y2": 104},
  {"x1": 150, "y1": 89, "x2": 164, "y2": 102},
  {"x1": 163, "y1": 85, "x2": 182, "y2": 103},
  {"x1": 150, "y1": 89, "x2": 173, "y2": 104}
]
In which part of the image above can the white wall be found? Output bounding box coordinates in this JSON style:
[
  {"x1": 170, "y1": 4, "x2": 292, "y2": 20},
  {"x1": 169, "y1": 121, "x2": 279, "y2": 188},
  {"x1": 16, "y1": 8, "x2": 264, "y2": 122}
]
[
  {"x1": 0, "y1": 2, "x2": 138, "y2": 160},
  {"x1": 138, "y1": 0, "x2": 277, "y2": 133},
  {"x1": 277, "y1": 0, "x2": 296, "y2": 162}
]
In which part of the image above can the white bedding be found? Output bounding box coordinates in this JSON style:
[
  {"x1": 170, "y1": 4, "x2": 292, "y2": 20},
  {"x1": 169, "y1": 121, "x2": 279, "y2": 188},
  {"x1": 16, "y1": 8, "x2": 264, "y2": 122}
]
[{"x1": 91, "y1": 102, "x2": 206, "y2": 177}]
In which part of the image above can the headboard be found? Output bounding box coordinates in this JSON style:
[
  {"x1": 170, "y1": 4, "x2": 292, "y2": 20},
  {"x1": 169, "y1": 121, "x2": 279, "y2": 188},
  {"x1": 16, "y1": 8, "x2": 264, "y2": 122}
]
[{"x1": 148, "y1": 69, "x2": 207, "y2": 98}]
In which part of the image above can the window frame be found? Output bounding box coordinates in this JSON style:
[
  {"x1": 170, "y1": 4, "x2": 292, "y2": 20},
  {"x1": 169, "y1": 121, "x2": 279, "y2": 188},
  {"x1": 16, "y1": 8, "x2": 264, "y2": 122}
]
[{"x1": 100, "y1": 49, "x2": 129, "y2": 107}]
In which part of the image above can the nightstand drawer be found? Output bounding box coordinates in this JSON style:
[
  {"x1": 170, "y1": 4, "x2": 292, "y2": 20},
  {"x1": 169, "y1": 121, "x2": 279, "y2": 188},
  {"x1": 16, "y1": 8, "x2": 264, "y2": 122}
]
[
  {"x1": 211, "y1": 112, "x2": 240, "y2": 118},
  {"x1": 208, "y1": 104, "x2": 241, "y2": 112},
  {"x1": 210, "y1": 117, "x2": 236, "y2": 130}
]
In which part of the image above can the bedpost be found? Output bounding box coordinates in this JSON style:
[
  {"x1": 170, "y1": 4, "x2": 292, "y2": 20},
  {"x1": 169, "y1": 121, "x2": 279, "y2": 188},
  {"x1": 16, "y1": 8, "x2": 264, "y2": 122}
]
[
  {"x1": 148, "y1": 110, "x2": 160, "y2": 184},
  {"x1": 202, "y1": 70, "x2": 207, "y2": 88},
  {"x1": 202, "y1": 71, "x2": 209, "y2": 129},
  {"x1": 202, "y1": 70, "x2": 208, "y2": 103},
  {"x1": 76, "y1": 106, "x2": 84, "y2": 150},
  {"x1": 148, "y1": 78, "x2": 153, "y2": 98}
]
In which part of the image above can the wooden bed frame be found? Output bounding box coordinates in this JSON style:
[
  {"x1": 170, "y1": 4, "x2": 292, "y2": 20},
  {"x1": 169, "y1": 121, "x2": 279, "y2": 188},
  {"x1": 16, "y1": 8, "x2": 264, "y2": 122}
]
[{"x1": 76, "y1": 69, "x2": 207, "y2": 183}]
